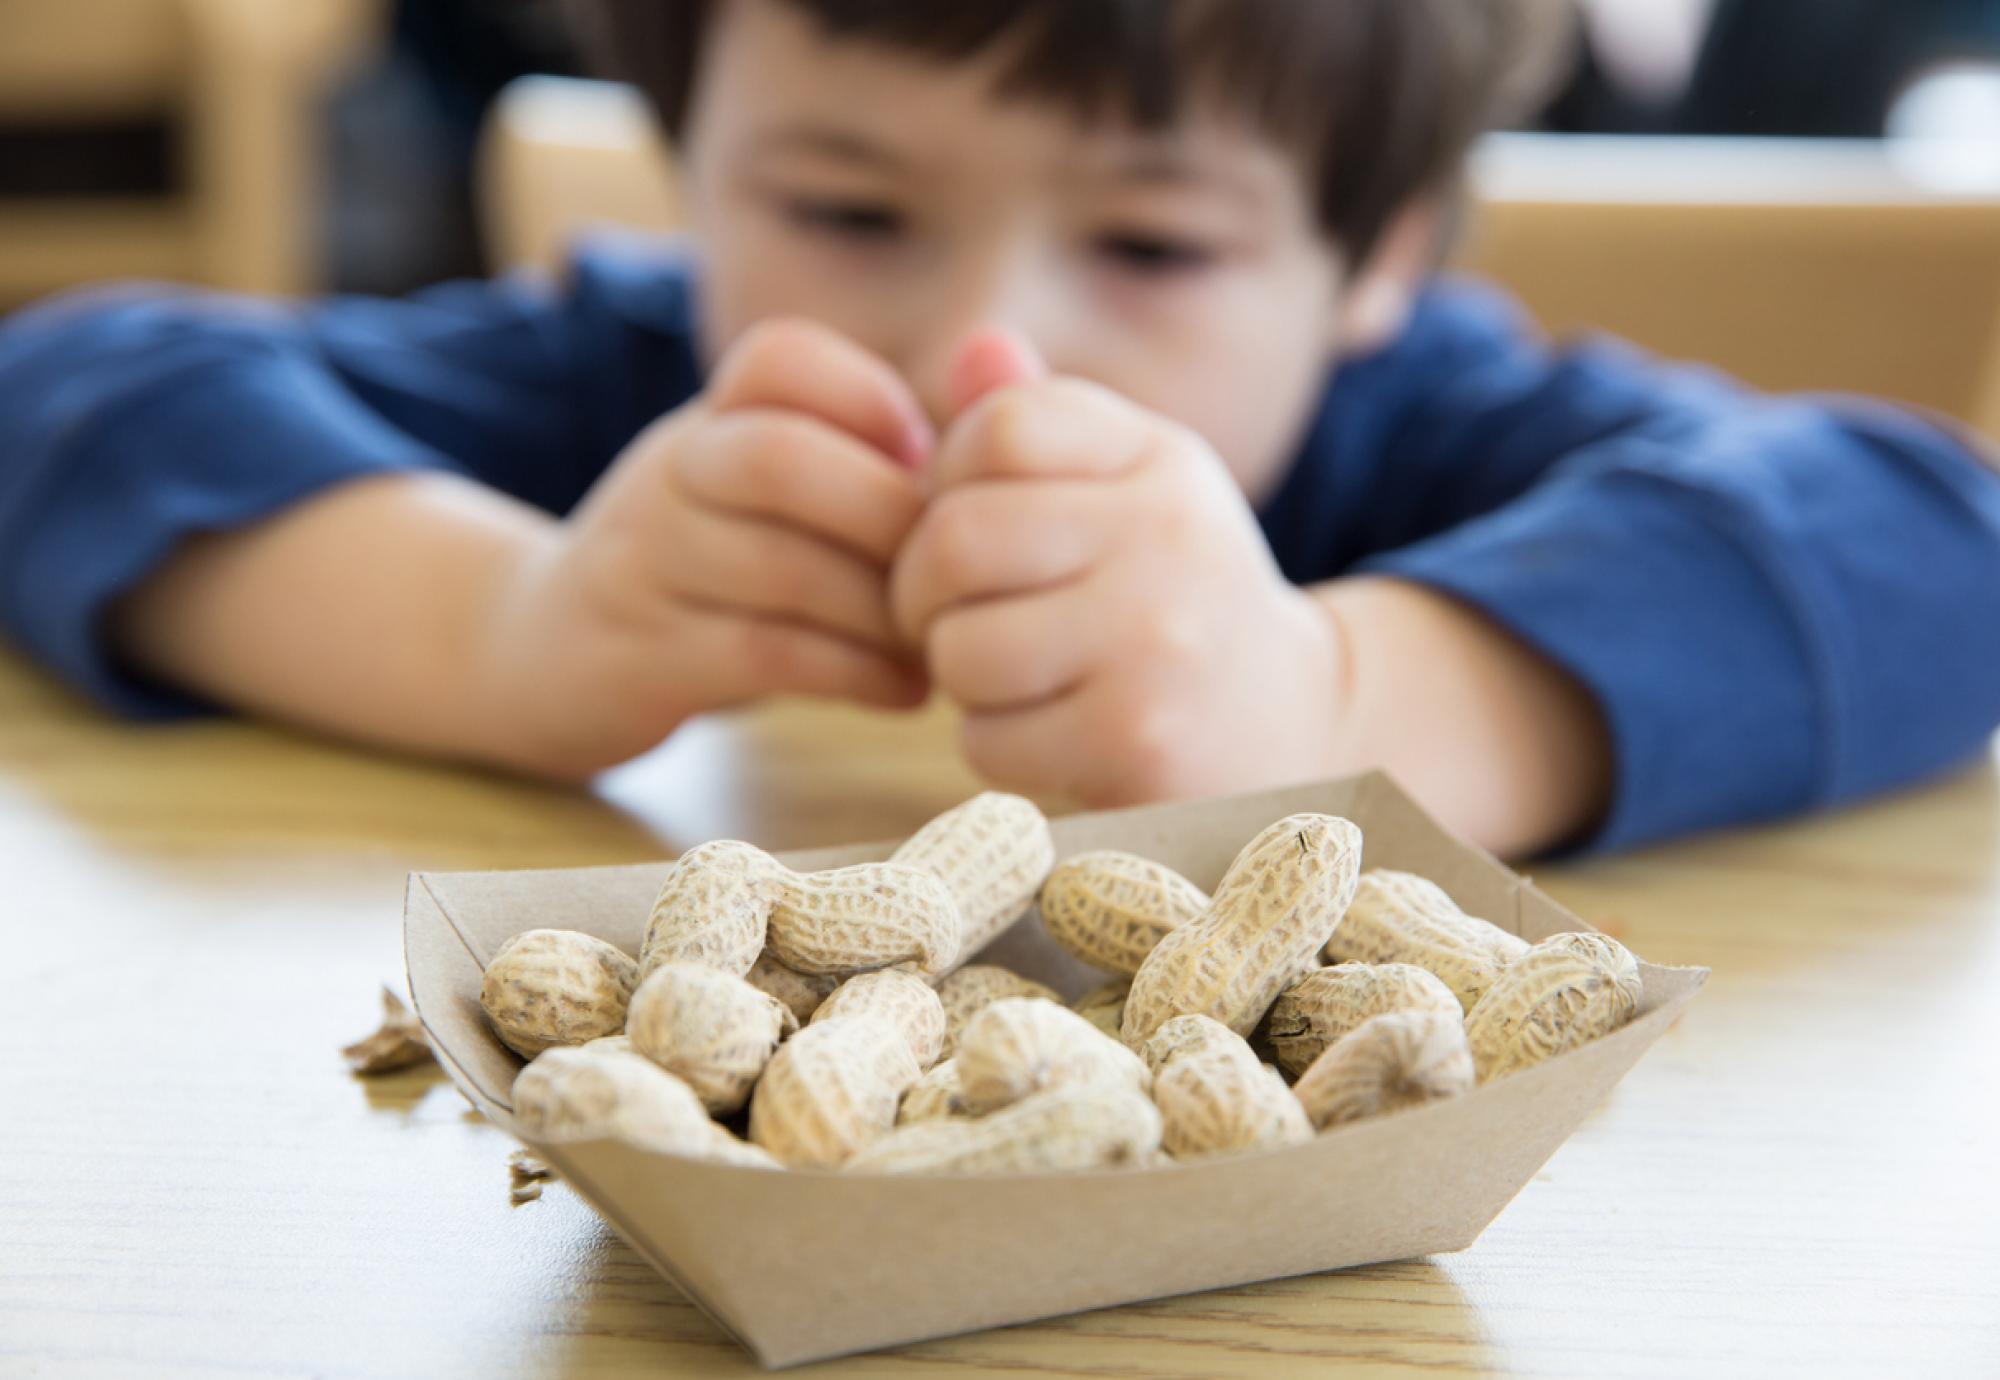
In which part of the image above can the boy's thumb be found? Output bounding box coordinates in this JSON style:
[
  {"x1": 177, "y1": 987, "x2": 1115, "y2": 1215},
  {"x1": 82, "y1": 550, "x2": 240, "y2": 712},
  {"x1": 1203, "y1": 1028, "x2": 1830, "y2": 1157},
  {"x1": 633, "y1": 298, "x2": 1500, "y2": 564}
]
[{"x1": 946, "y1": 327, "x2": 1048, "y2": 419}]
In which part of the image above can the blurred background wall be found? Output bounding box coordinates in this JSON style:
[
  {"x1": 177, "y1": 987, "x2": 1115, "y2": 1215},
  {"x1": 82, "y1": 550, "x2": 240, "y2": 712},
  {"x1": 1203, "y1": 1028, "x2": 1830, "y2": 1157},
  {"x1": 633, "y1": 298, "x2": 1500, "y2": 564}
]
[{"x1": 3, "y1": 0, "x2": 1998, "y2": 429}]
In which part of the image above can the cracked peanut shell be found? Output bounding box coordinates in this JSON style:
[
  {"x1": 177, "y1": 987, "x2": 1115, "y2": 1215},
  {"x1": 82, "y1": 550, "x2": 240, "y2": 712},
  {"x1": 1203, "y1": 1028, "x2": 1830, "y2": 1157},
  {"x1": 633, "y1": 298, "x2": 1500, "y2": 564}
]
[{"x1": 1263, "y1": 962, "x2": 1463, "y2": 1079}]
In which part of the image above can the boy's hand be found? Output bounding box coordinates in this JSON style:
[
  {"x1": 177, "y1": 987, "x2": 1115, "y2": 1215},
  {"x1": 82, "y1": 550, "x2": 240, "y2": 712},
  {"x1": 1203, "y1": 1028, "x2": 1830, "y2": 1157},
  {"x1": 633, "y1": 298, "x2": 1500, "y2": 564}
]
[
  {"x1": 890, "y1": 335, "x2": 1347, "y2": 805},
  {"x1": 479, "y1": 319, "x2": 933, "y2": 780}
]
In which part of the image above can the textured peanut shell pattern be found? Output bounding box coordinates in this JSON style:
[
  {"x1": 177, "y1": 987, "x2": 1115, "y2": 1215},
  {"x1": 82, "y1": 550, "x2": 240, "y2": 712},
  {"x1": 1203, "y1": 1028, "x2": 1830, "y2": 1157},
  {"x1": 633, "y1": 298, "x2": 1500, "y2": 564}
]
[
  {"x1": 765, "y1": 863, "x2": 960, "y2": 978},
  {"x1": 510, "y1": 1045, "x2": 779, "y2": 1168},
  {"x1": 955, "y1": 997, "x2": 1152, "y2": 1115},
  {"x1": 744, "y1": 952, "x2": 841, "y2": 1026},
  {"x1": 1140, "y1": 1013, "x2": 1250, "y2": 1075},
  {"x1": 479, "y1": 929, "x2": 639, "y2": 1058},
  {"x1": 1322, "y1": 870, "x2": 1529, "y2": 1012},
  {"x1": 748, "y1": 1014, "x2": 921, "y2": 1169},
  {"x1": 639, "y1": 840, "x2": 785, "y2": 981},
  {"x1": 935, "y1": 965, "x2": 1062, "y2": 1057},
  {"x1": 624, "y1": 962, "x2": 795, "y2": 1115},
  {"x1": 1290, "y1": 1009, "x2": 1475, "y2": 1129},
  {"x1": 809, "y1": 969, "x2": 948, "y2": 1069},
  {"x1": 1152, "y1": 1045, "x2": 1313, "y2": 1159},
  {"x1": 1039, "y1": 850, "x2": 1210, "y2": 976},
  {"x1": 896, "y1": 1058, "x2": 964, "y2": 1125},
  {"x1": 891, "y1": 792, "x2": 1056, "y2": 967},
  {"x1": 843, "y1": 1083, "x2": 1164, "y2": 1175},
  {"x1": 1464, "y1": 931, "x2": 1642, "y2": 1081},
  {"x1": 1121, "y1": 814, "x2": 1364, "y2": 1046},
  {"x1": 1263, "y1": 962, "x2": 1463, "y2": 1079},
  {"x1": 1071, "y1": 978, "x2": 1131, "y2": 1039}
]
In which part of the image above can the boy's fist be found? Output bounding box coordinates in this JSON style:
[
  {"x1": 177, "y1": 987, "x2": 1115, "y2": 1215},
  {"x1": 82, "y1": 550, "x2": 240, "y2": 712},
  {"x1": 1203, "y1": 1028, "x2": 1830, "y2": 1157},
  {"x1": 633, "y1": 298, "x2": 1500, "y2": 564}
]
[
  {"x1": 481, "y1": 318, "x2": 933, "y2": 780},
  {"x1": 891, "y1": 333, "x2": 1346, "y2": 805}
]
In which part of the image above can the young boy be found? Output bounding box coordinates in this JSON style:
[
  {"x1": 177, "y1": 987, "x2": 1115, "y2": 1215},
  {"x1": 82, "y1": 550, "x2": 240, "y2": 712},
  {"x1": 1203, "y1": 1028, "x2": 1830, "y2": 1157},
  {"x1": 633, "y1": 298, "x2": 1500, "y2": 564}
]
[{"x1": 1, "y1": 0, "x2": 1997, "y2": 858}]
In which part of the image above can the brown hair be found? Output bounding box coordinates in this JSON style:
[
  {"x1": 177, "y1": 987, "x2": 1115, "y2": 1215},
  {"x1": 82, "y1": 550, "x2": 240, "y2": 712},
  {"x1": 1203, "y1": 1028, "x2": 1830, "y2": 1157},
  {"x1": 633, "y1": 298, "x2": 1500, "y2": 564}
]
[{"x1": 567, "y1": 0, "x2": 1571, "y2": 269}]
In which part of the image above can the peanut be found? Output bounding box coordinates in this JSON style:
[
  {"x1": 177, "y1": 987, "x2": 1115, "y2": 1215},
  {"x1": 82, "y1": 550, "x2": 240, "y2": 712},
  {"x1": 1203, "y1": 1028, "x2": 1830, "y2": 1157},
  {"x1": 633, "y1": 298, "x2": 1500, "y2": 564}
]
[
  {"x1": 896, "y1": 1058, "x2": 964, "y2": 1125},
  {"x1": 511, "y1": 1044, "x2": 779, "y2": 1168},
  {"x1": 934, "y1": 964, "x2": 1062, "y2": 1057},
  {"x1": 1464, "y1": 931, "x2": 1642, "y2": 1081},
  {"x1": 625, "y1": 962, "x2": 795, "y2": 1115},
  {"x1": 1149, "y1": 1028, "x2": 1313, "y2": 1160},
  {"x1": 1262, "y1": 963, "x2": 1463, "y2": 1079},
  {"x1": 843, "y1": 1083, "x2": 1163, "y2": 1175},
  {"x1": 1291, "y1": 1010, "x2": 1475, "y2": 1130},
  {"x1": 1323, "y1": 870, "x2": 1528, "y2": 1012},
  {"x1": 748, "y1": 1014, "x2": 921, "y2": 1168},
  {"x1": 766, "y1": 862, "x2": 960, "y2": 978},
  {"x1": 891, "y1": 792, "x2": 1055, "y2": 967},
  {"x1": 1039, "y1": 850, "x2": 1209, "y2": 976},
  {"x1": 1121, "y1": 814, "x2": 1364, "y2": 1046},
  {"x1": 744, "y1": 952, "x2": 840, "y2": 1026},
  {"x1": 1140, "y1": 1013, "x2": 1247, "y2": 1075},
  {"x1": 809, "y1": 970, "x2": 948, "y2": 1069},
  {"x1": 480, "y1": 929, "x2": 639, "y2": 1058},
  {"x1": 1071, "y1": 978, "x2": 1131, "y2": 1040},
  {"x1": 640, "y1": 839, "x2": 784, "y2": 981},
  {"x1": 955, "y1": 997, "x2": 1151, "y2": 1114}
]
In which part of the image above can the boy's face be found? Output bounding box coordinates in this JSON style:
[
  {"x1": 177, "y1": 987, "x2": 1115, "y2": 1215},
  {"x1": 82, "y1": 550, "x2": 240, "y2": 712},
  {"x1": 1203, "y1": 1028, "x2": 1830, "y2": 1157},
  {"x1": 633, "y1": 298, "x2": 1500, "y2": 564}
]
[{"x1": 680, "y1": 0, "x2": 1374, "y2": 502}]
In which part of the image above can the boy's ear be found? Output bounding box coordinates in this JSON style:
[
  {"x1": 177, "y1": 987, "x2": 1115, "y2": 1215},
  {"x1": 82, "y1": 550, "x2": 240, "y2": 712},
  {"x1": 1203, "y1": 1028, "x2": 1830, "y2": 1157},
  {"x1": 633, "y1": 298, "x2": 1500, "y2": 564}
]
[{"x1": 1332, "y1": 199, "x2": 1446, "y2": 357}]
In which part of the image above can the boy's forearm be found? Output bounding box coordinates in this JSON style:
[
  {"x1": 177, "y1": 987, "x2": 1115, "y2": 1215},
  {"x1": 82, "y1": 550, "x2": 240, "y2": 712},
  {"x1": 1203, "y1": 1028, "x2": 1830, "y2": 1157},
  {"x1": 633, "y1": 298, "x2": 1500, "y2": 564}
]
[
  {"x1": 1309, "y1": 576, "x2": 1614, "y2": 858},
  {"x1": 106, "y1": 471, "x2": 559, "y2": 772}
]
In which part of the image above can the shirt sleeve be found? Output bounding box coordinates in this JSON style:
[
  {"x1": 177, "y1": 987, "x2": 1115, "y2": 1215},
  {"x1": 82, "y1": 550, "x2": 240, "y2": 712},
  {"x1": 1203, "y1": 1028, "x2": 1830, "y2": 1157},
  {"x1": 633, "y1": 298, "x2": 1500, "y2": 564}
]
[
  {"x1": 1262, "y1": 280, "x2": 2000, "y2": 853},
  {"x1": 0, "y1": 234, "x2": 704, "y2": 719}
]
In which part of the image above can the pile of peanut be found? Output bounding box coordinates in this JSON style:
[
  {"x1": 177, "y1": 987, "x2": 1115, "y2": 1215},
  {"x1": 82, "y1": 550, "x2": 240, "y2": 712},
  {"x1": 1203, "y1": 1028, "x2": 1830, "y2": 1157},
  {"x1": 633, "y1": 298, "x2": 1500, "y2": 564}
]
[{"x1": 479, "y1": 793, "x2": 1642, "y2": 1175}]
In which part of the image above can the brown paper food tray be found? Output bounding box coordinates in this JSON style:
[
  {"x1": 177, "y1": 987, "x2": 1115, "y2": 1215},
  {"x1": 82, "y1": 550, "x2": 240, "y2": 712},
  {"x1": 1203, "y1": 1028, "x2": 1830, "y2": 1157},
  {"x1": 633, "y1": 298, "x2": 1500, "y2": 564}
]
[{"x1": 405, "y1": 771, "x2": 1706, "y2": 1369}]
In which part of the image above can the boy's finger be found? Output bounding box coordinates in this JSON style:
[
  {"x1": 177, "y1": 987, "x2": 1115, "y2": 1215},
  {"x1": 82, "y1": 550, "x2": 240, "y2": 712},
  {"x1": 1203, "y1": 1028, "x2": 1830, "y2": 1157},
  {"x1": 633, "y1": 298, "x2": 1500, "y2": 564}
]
[
  {"x1": 946, "y1": 326, "x2": 1047, "y2": 418},
  {"x1": 924, "y1": 581, "x2": 1098, "y2": 711},
  {"x1": 958, "y1": 681, "x2": 1164, "y2": 807},
  {"x1": 665, "y1": 508, "x2": 904, "y2": 654},
  {"x1": 930, "y1": 377, "x2": 1153, "y2": 491},
  {"x1": 890, "y1": 481, "x2": 1110, "y2": 641},
  {"x1": 677, "y1": 409, "x2": 927, "y2": 565},
  {"x1": 708, "y1": 317, "x2": 934, "y2": 469},
  {"x1": 680, "y1": 605, "x2": 929, "y2": 711}
]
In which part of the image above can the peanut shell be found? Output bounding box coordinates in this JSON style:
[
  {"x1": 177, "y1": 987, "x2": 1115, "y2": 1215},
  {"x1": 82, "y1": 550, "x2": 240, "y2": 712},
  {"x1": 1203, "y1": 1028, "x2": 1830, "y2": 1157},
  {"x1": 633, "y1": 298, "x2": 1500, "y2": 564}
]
[
  {"x1": 955, "y1": 997, "x2": 1151, "y2": 1114},
  {"x1": 1263, "y1": 962, "x2": 1462, "y2": 1079},
  {"x1": 625, "y1": 961, "x2": 795, "y2": 1115},
  {"x1": 479, "y1": 929, "x2": 639, "y2": 1059},
  {"x1": 844, "y1": 1083, "x2": 1163, "y2": 1175},
  {"x1": 1323, "y1": 870, "x2": 1528, "y2": 1012},
  {"x1": 1039, "y1": 850, "x2": 1209, "y2": 976},
  {"x1": 1464, "y1": 931, "x2": 1642, "y2": 1081},
  {"x1": 810, "y1": 969, "x2": 948, "y2": 1069},
  {"x1": 1291, "y1": 1009, "x2": 1475, "y2": 1129},
  {"x1": 1121, "y1": 814, "x2": 1364, "y2": 1046},
  {"x1": 891, "y1": 792, "x2": 1055, "y2": 968}
]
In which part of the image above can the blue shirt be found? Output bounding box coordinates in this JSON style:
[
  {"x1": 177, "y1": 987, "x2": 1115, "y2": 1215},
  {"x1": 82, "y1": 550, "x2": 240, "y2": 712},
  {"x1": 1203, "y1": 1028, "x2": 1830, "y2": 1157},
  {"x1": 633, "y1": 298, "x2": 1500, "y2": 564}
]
[{"x1": 3, "y1": 237, "x2": 1998, "y2": 852}]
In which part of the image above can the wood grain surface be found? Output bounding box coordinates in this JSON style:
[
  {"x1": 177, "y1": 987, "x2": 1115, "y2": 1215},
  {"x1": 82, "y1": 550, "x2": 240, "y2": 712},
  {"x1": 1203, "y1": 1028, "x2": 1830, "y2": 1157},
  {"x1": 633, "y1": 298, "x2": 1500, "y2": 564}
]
[{"x1": 2, "y1": 646, "x2": 1995, "y2": 1379}]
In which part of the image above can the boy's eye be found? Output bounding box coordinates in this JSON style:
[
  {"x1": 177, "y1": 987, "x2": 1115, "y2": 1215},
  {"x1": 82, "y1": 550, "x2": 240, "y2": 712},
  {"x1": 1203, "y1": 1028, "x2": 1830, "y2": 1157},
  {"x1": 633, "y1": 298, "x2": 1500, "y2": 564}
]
[
  {"x1": 784, "y1": 198, "x2": 905, "y2": 240},
  {"x1": 1096, "y1": 233, "x2": 1216, "y2": 274}
]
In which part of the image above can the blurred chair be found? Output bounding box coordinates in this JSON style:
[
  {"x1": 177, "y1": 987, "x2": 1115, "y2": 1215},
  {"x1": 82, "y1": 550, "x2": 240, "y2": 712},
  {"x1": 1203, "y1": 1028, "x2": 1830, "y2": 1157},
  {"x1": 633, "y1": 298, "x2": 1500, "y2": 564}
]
[
  {"x1": 477, "y1": 78, "x2": 2000, "y2": 438},
  {"x1": 0, "y1": 0, "x2": 384, "y2": 301}
]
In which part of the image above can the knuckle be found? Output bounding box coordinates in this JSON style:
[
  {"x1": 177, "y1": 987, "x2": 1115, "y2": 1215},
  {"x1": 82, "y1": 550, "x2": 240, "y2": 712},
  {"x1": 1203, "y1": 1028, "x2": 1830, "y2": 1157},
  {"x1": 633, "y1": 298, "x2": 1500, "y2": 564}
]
[
  {"x1": 916, "y1": 492, "x2": 987, "y2": 593},
  {"x1": 722, "y1": 316, "x2": 824, "y2": 380}
]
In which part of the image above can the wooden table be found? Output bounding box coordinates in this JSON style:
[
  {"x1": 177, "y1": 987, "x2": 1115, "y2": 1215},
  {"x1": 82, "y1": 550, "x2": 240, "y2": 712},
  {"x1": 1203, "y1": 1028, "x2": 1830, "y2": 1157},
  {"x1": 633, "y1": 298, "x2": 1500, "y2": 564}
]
[{"x1": 4, "y1": 645, "x2": 1996, "y2": 1379}]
